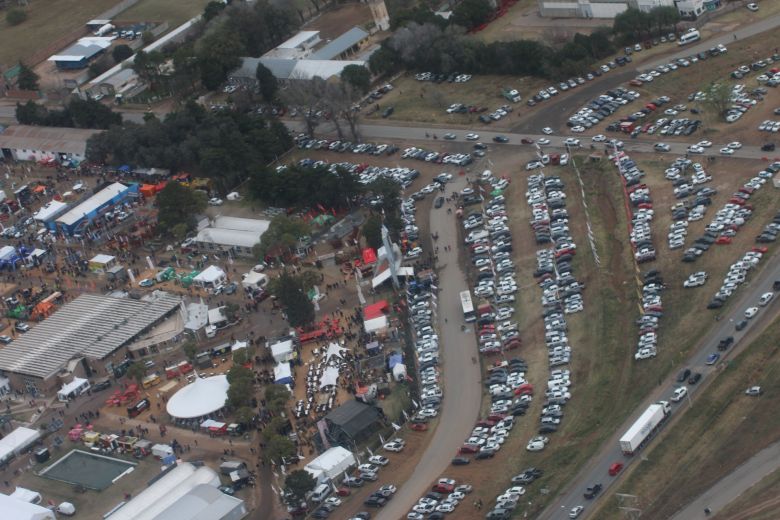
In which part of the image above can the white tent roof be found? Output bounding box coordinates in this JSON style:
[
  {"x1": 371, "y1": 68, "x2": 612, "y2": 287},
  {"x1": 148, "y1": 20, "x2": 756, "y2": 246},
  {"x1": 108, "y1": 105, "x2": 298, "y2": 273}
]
[
  {"x1": 241, "y1": 271, "x2": 267, "y2": 289},
  {"x1": 319, "y1": 366, "x2": 339, "y2": 389},
  {"x1": 0, "y1": 426, "x2": 40, "y2": 463},
  {"x1": 271, "y1": 341, "x2": 293, "y2": 363},
  {"x1": 0, "y1": 494, "x2": 54, "y2": 520},
  {"x1": 166, "y1": 376, "x2": 228, "y2": 419},
  {"x1": 207, "y1": 307, "x2": 226, "y2": 325},
  {"x1": 90, "y1": 254, "x2": 115, "y2": 264},
  {"x1": 274, "y1": 362, "x2": 292, "y2": 383},
  {"x1": 325, "y1": 342, "x2": 347, "y2": 361},
  {"x1": 0, "y1": 246, "x2": 17, "y2": 261},
  {"x1": 392, "y1": 363, "x2": 407, "y2": 381},
  {"x1": 364, "y1": 315, "x2": 388, "y2": 333},
  {"x1": 33, "y1": 200, "x2": 67, "y2": 222},
  {"x1": 304, "y1": 446, "x2": 356, "y2": 483},
  {"x1": 58, "y1": 377, "x2": 88, "y2": 398},
  {"x1": 194, "y1": 265, "x2": 226, "y2": 284},
  {"x1": 231, "y1": 340, "x2": 247, "y2": 352},
  {"x1": 56, "y1": 182, "x2": 127, "y2": 226}
]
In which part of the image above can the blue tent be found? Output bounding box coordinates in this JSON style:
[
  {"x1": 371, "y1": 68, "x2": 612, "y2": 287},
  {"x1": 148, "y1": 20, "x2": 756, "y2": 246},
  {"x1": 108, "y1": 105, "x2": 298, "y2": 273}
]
[{"x1": 388, "y1": 354, "x2": 403, "y2": 369}]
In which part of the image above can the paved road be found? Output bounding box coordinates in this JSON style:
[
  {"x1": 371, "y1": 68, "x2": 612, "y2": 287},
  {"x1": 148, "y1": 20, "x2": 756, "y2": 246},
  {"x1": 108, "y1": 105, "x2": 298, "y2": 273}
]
[
  {"x1": 668, "y1": 440, "x2": 780, "y2": 520},
  {"x1": 376, "y1": 174, "x2": 482, "y2": 519},
  {"x1": 538, "y1": 249, "x2": 780, "y2": 520}
]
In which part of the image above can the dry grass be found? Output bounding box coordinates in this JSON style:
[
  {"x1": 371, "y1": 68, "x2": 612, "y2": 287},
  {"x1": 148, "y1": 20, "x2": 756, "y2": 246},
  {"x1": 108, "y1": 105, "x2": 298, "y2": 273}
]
[
  {"x1": 115, "y1": 0, "x2": 211, "y2": 27},
  {"x1": 0, "y1": 0, "x2": 118, "y2": 66},
  {"x1": 713, "y1": 467, "x2": 780, "y2": 520},
  {"x1": 594, "y1": 316, "x2": 780, "y2": 519},
  {"x1": 366, "y1": 74, "x2": 547, "y2": 127}
]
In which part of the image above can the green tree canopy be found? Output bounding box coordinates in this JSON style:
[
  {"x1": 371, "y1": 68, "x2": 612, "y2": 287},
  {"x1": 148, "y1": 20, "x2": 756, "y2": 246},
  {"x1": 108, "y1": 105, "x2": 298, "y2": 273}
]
[
  {"x1": 264, "y1": 384, "x2": 290, "y2": 413},
  {"x1": 112, "y1": 44, "x2": 134, "y2": 63},
  {"x1": 203, "y1": 0, "x2": 227, "y2": 21},
  {"x1": 263, "y1": 434, "x2": 296, "y2": 464},
  {"x1": 155, "y1": 183, "x2": 207, "y2": 238},
  {"x1": 451, "y1": 0, "x2": 492, "y2": 30},
  {"x1": 126, "y1": 362, "x2": 146, "y2": 385},
  {"x1": 269, "y1": 271, "x2": 315, "y2": 327},
  {"x1": 227, "y1": 376, "x2": 252, "y2": 409},
  {"x1": 285, "y1": 470, "x2": 317, "y2": 502},
  {"x1": 340, "y1": 64, "x2": 371, "y2": 94},
  {"x1": 363, "y1": 215, "x2": 383, "y2": 250},
  {"x1": 255, "y1": 62, "x2": 278, "y2": 102},
  {"x1": 257, "y1": 215, "x2": 311, "y2": 258},
  {"x1": 16, "y1": 63, "x2": 39, "y2": 91},
  {"x1": 16, "y1": 98, "x2": 121, "y2": 129}
]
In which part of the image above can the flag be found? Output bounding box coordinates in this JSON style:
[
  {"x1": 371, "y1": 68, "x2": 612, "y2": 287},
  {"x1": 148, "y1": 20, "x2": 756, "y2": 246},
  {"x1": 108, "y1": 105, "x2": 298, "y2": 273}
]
[
  {"x1": 379, "y1": 433, "x2": 385, "y2": 444},
  {"x1": 391, "y1": 422, "x2": 401, "y2": 431}
]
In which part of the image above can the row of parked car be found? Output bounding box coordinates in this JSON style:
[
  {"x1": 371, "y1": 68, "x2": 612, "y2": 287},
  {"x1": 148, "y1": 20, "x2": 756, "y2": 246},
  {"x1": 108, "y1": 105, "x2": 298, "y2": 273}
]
[
  {"x1": 415, "y1": 72, "x2": 472, "y2": 83},
  {"x1": 401, "y1": 146, "x2": 474, "y2": 167},
  {"x1": 405, "y1": 478, "x2": 474, "y2": 519},
  {"x1": 730, "y1": 52, "x2": 780, "y2": 80},
  {"x1": 634, "y1": 270, "x2": 666, "y2": 360},
  {"x1": 612, "y1": 152, "x2": 657, "y2": 263},
  {"x1": 756, "y1": 210, "x2": 780, "y2": 243},
  {"x1": 294, "y1": 134, "x2": 400, "y2": 156},
  {"x1": 567, "y1": 87, "x2": 639, "y2": 130},
  {"x1": 707, "y1": 250, "x2": 766, "y2": 310},
  {"x1": 682, "y1": 164, "x2": 774, "y2": 263}
]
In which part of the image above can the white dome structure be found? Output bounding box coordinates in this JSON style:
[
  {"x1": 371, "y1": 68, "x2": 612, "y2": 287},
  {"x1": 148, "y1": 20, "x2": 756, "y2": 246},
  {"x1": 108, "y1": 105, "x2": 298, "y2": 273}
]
[{"x1": 166, "y1": 375, "x2": 229, "y2": 419}]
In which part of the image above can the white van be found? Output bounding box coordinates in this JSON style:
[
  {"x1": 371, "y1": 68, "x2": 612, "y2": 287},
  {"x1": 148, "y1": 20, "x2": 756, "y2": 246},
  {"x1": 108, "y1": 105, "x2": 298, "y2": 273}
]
[
  {"x1": 310, "y1": 483, "x2": 331, "y2": 503},
  {"x1": 466, "y1": 229, "x2": 489, "y2": 244}
]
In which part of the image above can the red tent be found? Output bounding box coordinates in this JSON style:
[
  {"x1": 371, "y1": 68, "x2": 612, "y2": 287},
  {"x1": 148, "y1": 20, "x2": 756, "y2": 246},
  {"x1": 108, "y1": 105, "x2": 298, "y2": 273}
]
[
  {"x1": 362, "y1": 247, "x2": 377, "y2": 265},
  {"x1": 140, "y1": 184, "x2": 156, "y2": 198},
  {"x1": 364, "y1": 300, "x2": 389, "y2": 320}
]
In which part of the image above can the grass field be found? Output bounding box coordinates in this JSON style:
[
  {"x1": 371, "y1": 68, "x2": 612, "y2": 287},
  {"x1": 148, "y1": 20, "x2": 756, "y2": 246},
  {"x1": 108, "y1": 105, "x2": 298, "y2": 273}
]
[
  {"x1": 714, "y1": 467, "x2": 780, "y2": 520},
  {"x1": 594, "y1": 315, "x2": 780, "y2": 519},
  {"x1": 0, "y1": 0, "x2": 117, "y2": 66},
  {"x1": 115, "y1": 0, "x2": 210, "y2": 27}
]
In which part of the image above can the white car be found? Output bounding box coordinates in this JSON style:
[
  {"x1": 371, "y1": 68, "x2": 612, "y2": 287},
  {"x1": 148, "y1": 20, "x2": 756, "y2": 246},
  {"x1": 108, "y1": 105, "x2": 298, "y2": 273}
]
[
  {"x1": 570, "y1": 506, "x2": 584, "y2": 518},
  {"x1": 591, "y1": 134, "x2": 606, "y2": 142},
  {"x1": 383, "y1": 439, "x2": 406, "y2": 452},
  {"x1": 563, "y1": 138, "x2": 580, "y2": 147},
  {"x1": 208, "y1": 197, "x2": 224, "y2": 206},
  {"x1": 727, "y1": 141, "x2": 742, "y2": 149},
  {"x1": 526, "y1": 436, "x2": 549, "y2": 452},
  {"x1": 697, "y1": 140, "x2": 713, "y2": 148},
  {"x1": 368, "y1": 455, "x2": 389, "y2": 466},
  {"x1": 687, "y1": 145, "x2": 704, "y2": 154},
  {"x1": 324, "y1": 497, "x2": 342, "y2": 507},
  {"x1": 671, "y1": 386, "x2": 688, "y2": 402},
  {"x1": 747, "y1": 2, "x2": 758, "y2": 11},
  {"x1": 720, "y1": 147, "x2": 734, "y2": 155},
  {"x1": 745, "y1": 306, "x2": 759, "y2": 319},
  {"x1": 542, "y1": 127, "x2": 554, "y2": 135},
  {"x1": 465, "y1": 133, "x2": 479, "y2": 141},
  {"x1": 405, "y1": 247, "x2": 423, "y2": 259},
  {"x1": 537, "y1": 138, "x2": 551, "y2": 145},
  {"x1": 759, "y1": 292, "x2": 774, "y2": 306},
  {"x1": 654, "y1": 143, "x2": 671, "y2": 152}
]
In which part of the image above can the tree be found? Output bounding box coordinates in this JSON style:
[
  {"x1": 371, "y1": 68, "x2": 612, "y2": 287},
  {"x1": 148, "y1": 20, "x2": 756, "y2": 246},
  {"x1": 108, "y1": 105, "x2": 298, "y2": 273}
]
[
  {"x1": 285, "y1": 470, "x2": 317, "y2": 502},
  {"x1": 227, "y1": 364, "x2": 253, "y2": 385},
  {"x1": 265, "y1": 384, "x2": 291, "y2": 413},
  {"x1": 155, "y1": 183, "x2": 207, "y2": 237},
  {"x1": 255, "y1": 62, "x2": 278, "y2": 102},
  {"x1": 702, "y1": 82, "x2": 732, "y2": 121},
  {"x1": 451, "y1": 0, "x2": 492, "y2": 30},
  {"x1": 235, "y1": 406, "x2": 255, "y2": 425},
  {"x1": 182, "y1": 340, "x2": 198, "y2": 364},
  {"x1": 363, "y1": 215, "x2": 383, "y2": 250},
  {"x1": 270, "y1": 271, "x2": 315, "y2": 327},
  {"x1": 263, "y1": 434, "x2": 296, "y2": 464},
  {"x1": 257, "y1": 215, "x2": 311, "y2": 258},
  {"x1": 16, "y1": 63, "x2": 39, "y2": 91},
  {"x1": 112, "y1": 44, "x2": 134, "y2": 63},
  {"x1": 15, "y1": 101, "x2": 47, "y2": 125},
  {"x1": 6, "y1": 9, "x2": 27, "y2": 26},
  {"x1": 203, "y1": 0, "x2": 226, "y2": 21},
  {"x1": 340, "y1": 64, "x2": 371, "y2": 94},
  {"x1": 126, "y1": 362, "x2": 146, "y2": 385}
]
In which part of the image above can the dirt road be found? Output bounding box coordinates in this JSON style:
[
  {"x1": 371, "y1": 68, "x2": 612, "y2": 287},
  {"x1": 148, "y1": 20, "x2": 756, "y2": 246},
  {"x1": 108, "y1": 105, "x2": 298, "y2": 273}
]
[{"x1": 376, "y1": 174, "x2": 482, "y2": 519}]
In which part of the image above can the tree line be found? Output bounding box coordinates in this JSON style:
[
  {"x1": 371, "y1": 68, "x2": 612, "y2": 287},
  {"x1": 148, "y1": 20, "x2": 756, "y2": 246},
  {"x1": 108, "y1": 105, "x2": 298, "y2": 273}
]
[
  {"x1": 16, "y1": 98, "x2": 122, "y2": 129},
  {"x1": 85, "y1": 101, "x2": 292, "y2": 193}
]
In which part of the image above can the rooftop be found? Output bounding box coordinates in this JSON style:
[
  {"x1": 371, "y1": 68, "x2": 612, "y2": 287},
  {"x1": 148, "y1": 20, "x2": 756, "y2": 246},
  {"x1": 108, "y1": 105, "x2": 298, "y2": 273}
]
[
  {"x1": 49, "y1": 37, "x2": 113, "y2": 62},
  {"x1": 0, "y1": 125, "x2": 99, "y2": 156},
  {"x1": 0, "y1": 292, "x2": 181, "y2": 379},
  {"x1": 310, "y1": 27, "x2": 368, "y2": 60},
  {"x1": 56, "y1": 182, "x2": 128, "y2": 226},
  {"x1": 278, "y1": 30, "x2": 320, "y2": 49}
]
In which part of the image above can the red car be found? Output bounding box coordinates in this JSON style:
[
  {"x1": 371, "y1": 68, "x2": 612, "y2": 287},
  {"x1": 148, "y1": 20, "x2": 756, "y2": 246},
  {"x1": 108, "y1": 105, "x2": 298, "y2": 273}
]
[
  {"x1": 715, "y1": 236, "x2": 732, "y2": 245},
  {"x1": 410, "y1": 423, "x2": 428, "y2": 432},
  {"x1": 459, "y1": 444, "x2": 480, "y2": 454},
  {"x1": 521, "y1": 138, "x2": 534, "y2": 144},
  {"x1": 609, "y1": 462, "x2": 624, "y2": 476},
  {"x1": 752, "y1": 246, "x2": 768, "y2": 254},
  {"x1": 433, "y1": 483, "x2": 455, "y2": 493}
]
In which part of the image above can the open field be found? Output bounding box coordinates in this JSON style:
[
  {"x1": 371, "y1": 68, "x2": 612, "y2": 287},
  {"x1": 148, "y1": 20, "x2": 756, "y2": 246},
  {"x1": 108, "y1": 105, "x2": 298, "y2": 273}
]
[
  {"x1": 594, "y1": 314, "x2": 780, "y2": 519},
  {"x1": 0, "y1": 0, "x2": 117, "y2": 66},
  {"x1": 714, "y1": 467, "x2": 780, "y2": 520},
  {"x1": 115, "y1": 0, "x2": 210, "y2": 27},
  {"x1": 365, "y1": 74, "x2": 547, "y2": 127}
]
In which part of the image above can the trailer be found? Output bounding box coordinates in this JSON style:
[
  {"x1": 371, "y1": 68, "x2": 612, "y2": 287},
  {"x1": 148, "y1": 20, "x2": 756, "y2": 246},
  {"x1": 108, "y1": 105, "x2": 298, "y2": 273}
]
[{"x1": 619, "y1": 401, "x2": 671, "y2": 455}]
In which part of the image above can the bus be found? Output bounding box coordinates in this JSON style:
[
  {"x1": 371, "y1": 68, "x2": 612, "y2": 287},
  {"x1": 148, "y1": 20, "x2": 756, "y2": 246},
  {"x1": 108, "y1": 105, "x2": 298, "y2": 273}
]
[
  {"x1": 460, "y1": 290, "x2": 476, "y2": 322},
  {"x1": 678, "y1": 29, "x2": 700, "y2": 46}
]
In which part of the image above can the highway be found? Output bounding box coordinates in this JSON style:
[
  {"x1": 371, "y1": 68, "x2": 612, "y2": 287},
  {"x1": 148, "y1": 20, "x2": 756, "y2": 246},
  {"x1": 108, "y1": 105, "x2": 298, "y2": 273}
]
[
  {"x1": 376, "y1": 173, "x2": 483, "y2": 519},
  {"x1": 537, "y1": 250, "x2": 780, "y2": 520}
]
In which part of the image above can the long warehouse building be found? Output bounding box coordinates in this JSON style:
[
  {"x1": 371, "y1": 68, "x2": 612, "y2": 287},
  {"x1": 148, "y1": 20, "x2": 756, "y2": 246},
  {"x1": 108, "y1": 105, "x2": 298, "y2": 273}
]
[{"x1": 0, "y1": 293, "x2": 181, "y2": 395}]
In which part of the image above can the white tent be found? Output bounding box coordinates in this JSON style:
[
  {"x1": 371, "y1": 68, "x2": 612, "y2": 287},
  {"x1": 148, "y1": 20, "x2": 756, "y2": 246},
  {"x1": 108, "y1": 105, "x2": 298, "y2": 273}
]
[
  {"x1": 231, "y1": 340, "x2": 247, "y2": 352},
  {"x1": 274, "y1": 362, "x2": 293, "y2": 384},
  {"x1": 271, "y1": 340, "x2": 294, "y2": 363},
  {"x1": 166, "y1": 376, "x2": 228, "y2": 419},
  {"x1": 57, "y1": 377, "x2": 89, "y2": 402},
  {"x1": 207, "y1": 307, "x2": 227, "y2": 326},
  {"x1": 193, "y1": 265, "x2": 227, "y2": 288},
  {"x1": 325, "y1": 342, "x2": 346, "y2": 361},
  {"x1": 0, "y1": 427, "x2": 41, "y2": 464},
  {"x1": 392, "y1": 363, "x2": 407, "y2": 382},
  {"x1": 364, "y1": 315, "x2": 388, "y2": 333},
  {"x1": 241, "y1": 271, "x2": 267, "y2": 290},
  {"x1": 319, "y1": 366, "x2": 340, "y2": 389},
  {"x1": 304, "y1": 446, "x2": 356, "y2": 483},
  {"x1": 0, "y1": 494, "x2": 55, "y2": 520}
]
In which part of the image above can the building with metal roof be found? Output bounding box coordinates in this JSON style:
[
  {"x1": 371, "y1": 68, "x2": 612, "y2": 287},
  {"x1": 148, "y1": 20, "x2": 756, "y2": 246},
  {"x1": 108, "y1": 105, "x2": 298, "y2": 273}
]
[
  {"x1": 263, "y1": 30, "x2": 321, "y2": 59},
  {"x1": 0, "y1": 125, "x2": 99, "y2": 164},
  {"x1": 320, "y1": 400, "x2": 384, "y2": 448},
  {"x1": 310, "y1": 27, "x2": 369, "y2": 61},
  {"x1": 55, "y1": 182, "x2": 138, "y2": 235},
  {"x1": 195, "y1": 216, "x2": 270, "y2": 257},
  {"x1": 48, "y1": 37, "x2": 114, "y2": 70},
  {"x1": 0, "y1": 292, "x2": 181, "y2": 394}
]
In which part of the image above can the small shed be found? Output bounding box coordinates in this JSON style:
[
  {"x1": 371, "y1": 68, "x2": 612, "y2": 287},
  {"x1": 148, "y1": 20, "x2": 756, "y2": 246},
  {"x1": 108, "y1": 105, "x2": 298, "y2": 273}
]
[
  {"x1": 193, "y1": 265, "x2": 227, "y2": 289},
  {"x1": 241, "y1": 271, "x2": 268, "y2": 290},
  {"x1": 88, "y1": 254, "x2": 116, "y2": 273}
]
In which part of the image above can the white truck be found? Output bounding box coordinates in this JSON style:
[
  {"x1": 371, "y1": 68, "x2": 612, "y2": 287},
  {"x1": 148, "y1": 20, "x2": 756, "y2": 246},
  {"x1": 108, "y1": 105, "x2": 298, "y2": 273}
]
[{"x1": 619, "y1": 400, "x2": 671, "y2": 455}]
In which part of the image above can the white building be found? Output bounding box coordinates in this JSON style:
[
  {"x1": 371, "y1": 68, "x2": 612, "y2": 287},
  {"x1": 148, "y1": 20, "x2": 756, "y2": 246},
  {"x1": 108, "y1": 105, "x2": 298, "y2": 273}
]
[
  {"x1": 537, "y1": 0, "x2": 682, "y2": 19},
  {"x1": 0, "y1": 125, "x2": 98, "y2": 164},
  {"x1": 195, "y1": 216, "x2": 270, "y2": 257}
]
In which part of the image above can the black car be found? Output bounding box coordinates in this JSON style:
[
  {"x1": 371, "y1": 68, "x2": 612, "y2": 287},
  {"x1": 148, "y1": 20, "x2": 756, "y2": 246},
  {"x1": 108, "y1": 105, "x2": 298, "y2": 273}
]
[
  {"x1": 539, "y1": 424, "x2": 558, "y2": 434},
  {"x1": 688, "y1": 372, "x2": 702, "y2": 385},
  {"x1": 584, "y1": 484, "x2": 603, "y2": 499},
  {"x1": 382, "y1": 106, "x2": 394, "y2": 118},
  {"x1": 762, "y1": 143, "x2": 776, "y2": 152},
  {"x1": 677, "y1": 368, "x2": 691, "y2": 383},
  {"x1": 475, "y1": 450, "x2": 495, "y2": 460},
  {"x1": 363, "y1": 496, "x2": 387, "y2": 507},
  {"x1": 434, "y1": 197, "x2": 444, "y2": 209},
  {"x1": 92, "y1": 379, "x2": 112, "y2": 391},
  {"x1": 452, "y1": 457, "x2": 471, "y2": 465},
  {"x1": 493, "y1": 135, "x2": 509, "y2": 143},
  {"x1": 312, "y1": 507, "x2": 331, "y2": 519},
  {"x1": 736, "y1": 320, "x2": 748, "y2": 331},
  {"x1": 718, "y1": 336, "x2": 734, "y2": 351},
  {"x1": 474, "y1": 142, "x2": 488, "y2": 150}
]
